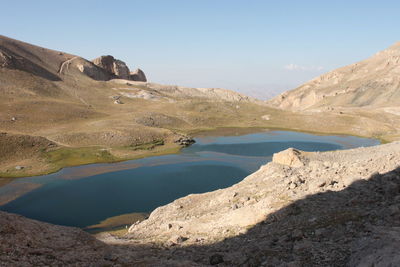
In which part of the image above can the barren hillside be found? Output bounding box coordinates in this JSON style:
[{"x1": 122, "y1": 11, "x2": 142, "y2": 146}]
[
  {"x1": 1, "y1": 35, "x2": 400, "y2": 178},
  {"x1": 269, "y1": 42, "x2": 400, "y2": 111},
  {"x1": 0, "y1": 35, "x2": 275, "y2": 178}
]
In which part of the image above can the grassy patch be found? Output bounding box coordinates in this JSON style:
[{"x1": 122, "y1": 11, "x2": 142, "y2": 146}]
[
  {"x1": 87, "y1": 212, "x2": 148, "y2": 237},
  {"x1": 44, "y1": 147, "x2": 117, "y2": 169}
]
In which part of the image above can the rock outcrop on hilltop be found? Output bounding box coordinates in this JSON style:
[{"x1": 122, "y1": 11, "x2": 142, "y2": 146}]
[
  {"x1": 0, "y1": 35, "x2": 147, "y2": 83},
  {"x1": 92, "y1": 55, "x2": 130, "y2": 79},
  {"x1": 92, "y1": 55, "x2": 146, "y2": 81},
  {"x1": 269, "y1": 41, "x2": 400, "y2": 111},
  {"x1": 129, "y1": 68, "x2": 147, "y2": 82}
]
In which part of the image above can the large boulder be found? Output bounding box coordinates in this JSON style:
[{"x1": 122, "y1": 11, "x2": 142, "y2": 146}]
[
  {"x1": 272, "y1": 148, "x2": 306, "y2": 167},
  {"x1": 130, "y1": 68, "x2": 147, "y2": 82}
]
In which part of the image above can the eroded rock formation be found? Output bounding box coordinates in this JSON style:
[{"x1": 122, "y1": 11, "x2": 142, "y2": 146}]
[
  {"x1": 129, "y1": 68, "x2": 147, "y2": 82},
  {"x1": 92, "y1": 55, "x2": 146, "y2": 81}
]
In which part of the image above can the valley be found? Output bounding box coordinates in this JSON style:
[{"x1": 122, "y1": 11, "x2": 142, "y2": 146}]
[
  {"x1": 1, "y1": 35, "x2": 400, "y2": 179},
  {"x1": 0, "y1": 34, "x2": 400, "y2": 266}
]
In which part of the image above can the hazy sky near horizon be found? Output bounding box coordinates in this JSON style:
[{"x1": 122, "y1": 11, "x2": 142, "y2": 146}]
[{"x1": 1, "y1": 0, "x2": 399, "y2": 99}]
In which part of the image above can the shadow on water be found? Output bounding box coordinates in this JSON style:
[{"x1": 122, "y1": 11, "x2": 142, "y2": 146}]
[{"x1": 112, "y1": 166, "x2": 400, "y2": 266}]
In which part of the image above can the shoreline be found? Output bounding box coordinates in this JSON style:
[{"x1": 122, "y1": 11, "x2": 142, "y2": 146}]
[
  {"x1": 0, "y1": 126, "x2": 385, "y2": 181},
  {"x1": 0, "y1": 127, "x2": 386, "y2": 238},
  {"x1": 189, "y1": 126, "x2": 389, "y2": 143},
  {"x1": 87, "y1": 129, "x2": 382, "y2": 236}
]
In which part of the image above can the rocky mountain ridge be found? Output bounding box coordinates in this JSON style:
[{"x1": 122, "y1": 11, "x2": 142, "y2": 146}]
[
  {"x1": 0, "y1": 35, "x2": 147, "y2": 83},
  {"x1": 269, "y1": 41, "x2": 400, "y2": 111}
]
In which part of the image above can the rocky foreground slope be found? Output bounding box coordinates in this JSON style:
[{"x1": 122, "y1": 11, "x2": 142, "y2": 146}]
[{"x1": 2, "y1": 142, "x2": 400, "y2": 266}]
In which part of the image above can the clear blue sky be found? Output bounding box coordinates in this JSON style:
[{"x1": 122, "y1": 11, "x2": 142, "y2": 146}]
[{"x1": 1, "y1": 0, "x2": 399, "y2": 99}]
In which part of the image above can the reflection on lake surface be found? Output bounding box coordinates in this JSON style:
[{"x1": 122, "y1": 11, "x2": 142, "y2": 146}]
[{"x1": 0, "y1": 130, "x2": 379, "y2": 228}]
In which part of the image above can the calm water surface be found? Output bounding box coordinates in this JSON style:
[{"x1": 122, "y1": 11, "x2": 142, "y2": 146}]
[{"x1": 0, "y1": 130, "x2": 379, "y2": 228}]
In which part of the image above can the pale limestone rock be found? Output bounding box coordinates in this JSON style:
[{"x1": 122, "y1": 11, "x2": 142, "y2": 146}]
[
  {"x1": 92, "y1": 55, "x2": 130, "y2": 79},
  {"x1": 92, "y1": 56, "x2": 146, "y2": 81},
  {"x1": 272, "y1": 148, "x2": 305, "y2": 167}
]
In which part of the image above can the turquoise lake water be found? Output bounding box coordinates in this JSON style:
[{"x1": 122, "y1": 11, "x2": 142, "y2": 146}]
[{"x1": 0, "y1": 130, "x2": 379, "y2": 228}]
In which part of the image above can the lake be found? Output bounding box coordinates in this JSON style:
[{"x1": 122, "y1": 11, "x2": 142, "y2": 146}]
[{"x1": 0, "y1": 130, "x2": 379, "y2": 229}]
